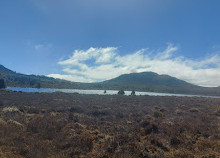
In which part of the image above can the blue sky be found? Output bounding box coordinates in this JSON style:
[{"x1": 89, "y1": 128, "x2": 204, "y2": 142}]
[{"x1": 0, "y1": 0, "x2": 220, "y2": 86}]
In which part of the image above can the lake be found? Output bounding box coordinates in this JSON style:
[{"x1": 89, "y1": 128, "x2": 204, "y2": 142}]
[{"x1": 5, "y1": 87, "x2": 220, "y2": 98}]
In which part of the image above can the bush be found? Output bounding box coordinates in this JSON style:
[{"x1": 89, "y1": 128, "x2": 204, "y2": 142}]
[
  {"x1": 131, "y1": 90, "x2": 135, "y2": 96},
  {"x1": 189, "y1": 108, "x2": 199, "y2": 112},
  {"x1": 2, "y1": 107, "x2": 22, "y2": 114},
  {"x1": 153, "y1": 111, "x2": 163, "y2": 118},
  {"x1": 144, "y1": 124, "x2": 159, "y2": 134},
  {"x1": 170, "y1": 138, "x2": 181, "y2": 146},
  {"x1": 118, "y1": 90, "x2": 125, "y2": 95},
  {"x1": 0, "y1": 79, "x2": 5, "y2": 89},
  {"x1": 69, "y1": 106, "x2": 83, "y2": 113}
]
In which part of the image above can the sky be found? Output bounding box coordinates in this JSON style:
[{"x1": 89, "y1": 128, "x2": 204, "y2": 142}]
[{"x1": 0, "y1": 0, "x2": 220, "y2": 87}]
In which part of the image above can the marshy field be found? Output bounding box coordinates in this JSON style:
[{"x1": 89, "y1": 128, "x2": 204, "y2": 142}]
[{"x1": 0, "y1": 90, "x2": 220, "y2": 158}]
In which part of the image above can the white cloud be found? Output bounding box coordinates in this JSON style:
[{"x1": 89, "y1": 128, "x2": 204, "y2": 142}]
[
  {"x1": 48, "y1": 45, "x2": 220, "y2": 87},
  {"x1": 59, "y1": 47, "x2": 116, "y2": 65},
  {"x1": 47, "y1": 74, "x2": 94, "y2": 83}
]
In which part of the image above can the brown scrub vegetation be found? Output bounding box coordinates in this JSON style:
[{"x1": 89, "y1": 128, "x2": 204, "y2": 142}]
[{"x1": 0, "y1": 90, "x2": 220, "y2": 157}]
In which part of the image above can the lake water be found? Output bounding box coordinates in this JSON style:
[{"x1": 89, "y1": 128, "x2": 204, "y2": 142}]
[{"x1": 5, "y1": 87, "x2": 220, "y2": 98}]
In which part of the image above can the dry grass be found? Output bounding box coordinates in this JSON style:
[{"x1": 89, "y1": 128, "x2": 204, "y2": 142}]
[{"x1": 0, "y1": 90, "x2": 219, "y2": 157}]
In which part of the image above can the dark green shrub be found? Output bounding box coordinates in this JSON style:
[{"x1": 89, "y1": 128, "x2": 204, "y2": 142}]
[
  {"x1": 131, "y1": 90, "x2": 135, "y2": 96},
  {"x1": 144, "y1": 124, "x2": 159, "y2": 134},
  {"x1": 91, "y1": 110, "x2": 108, "y2": 117},
  {"x1": 69, "y1": 106, "x2": 83, "y2": 113},
  {"x1": 0, "y1": 79, "x2": 5, "y2": 89},
  {"x1": 118, "y1": 90, "x2": 125, "y2": 95},
  {"x1": 36, "y1": 82, "x2": 41, "y2": 89},
  {"x1": 170, "y1": 138, "x2": 181, "y2": 146}
]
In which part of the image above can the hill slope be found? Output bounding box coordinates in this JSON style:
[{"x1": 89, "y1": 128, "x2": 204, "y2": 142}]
[
  {"x1": 103, "y1": 72, "x2": 195, "y2": 87},
  {"x1": 0, "y1": 64, "x2": 220, "y2": 96},
  {"x1": 96, "y1": 72, "x2": 204, "y2": 94},
  {"x1": 99, "y1": 72, "x2": 220, "y2": 96},
  {"x1": 0, "y1": 65, "x2": 81, "y2": 89}
]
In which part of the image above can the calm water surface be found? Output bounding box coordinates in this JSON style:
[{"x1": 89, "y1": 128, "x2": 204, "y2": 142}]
[{"x1": 6, "y1": 87, "x2": 220, "y2": 98}]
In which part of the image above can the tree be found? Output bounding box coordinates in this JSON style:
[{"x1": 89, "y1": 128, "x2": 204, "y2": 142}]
[
  {"x1": 0, "y1": 79, "x2": 6, "y2": 89},
  {"x1": 118, "y1": 90, "x2": 125, "y2": 95},
  {"x1": 131, "y1": 90, "x2": 135, "y2": 96},
  {"x1": 30, "y1": 80, "x2": 36, "y2": 86},
  {"x1": 36, "y1": 82, "x2": 41, "y2": 89}
]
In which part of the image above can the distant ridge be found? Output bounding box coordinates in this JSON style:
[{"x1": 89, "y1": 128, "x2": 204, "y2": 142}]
[
  {"x1": 96, "y1": 72, "x2": 209, "y2": 95},
  {"x1": 0, "y1": 64, "x2": 220, "y2": 96},
  {"x1": 0, "y1": 64, "x2": 79, "y2": 89},
  {"x1": 103, "y1": 72, "x2": 196, "y2": 87}
]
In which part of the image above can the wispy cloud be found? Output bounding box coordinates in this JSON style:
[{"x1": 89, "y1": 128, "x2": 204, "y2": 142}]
[
  {"x1": 48, "y1": 45, "x2": 220, "y2": 87},
  {"x1": 25, "y1": 41, "x2": 52, "y2": 53},
  {"x1": 34, "y1": 44, "x2": 52, "y2": 51},
  {"x1": 47, "y1": 73, "x2": 94, "y2": 83}
]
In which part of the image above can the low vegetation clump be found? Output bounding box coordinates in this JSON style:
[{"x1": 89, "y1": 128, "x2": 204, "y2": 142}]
[
  {"x1": 131, "y1": 90, "x2": 135, "y2": 96},
  {"x1": 153, "y1": 111, "x2": 163, "y2": 118},
  {"x1": 2, "y1": 106, "x2": 21, "y2": 113},
  {"x1": 0, "y1": 90, "x2": 219, "y2": 157},
  {"x1": 0, "y1": 79, "x2": 5, "y2": 89},
  {"x1": 118, "y1": 90, "x2": 125, "y2": 95},
  {"x1": 189, "y1": 107, "x2": 199, "y2": 112}
]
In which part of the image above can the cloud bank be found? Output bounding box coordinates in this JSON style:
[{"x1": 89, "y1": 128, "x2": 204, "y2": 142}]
[{"x1": 48, "y1": 45, "x2": 220, "y2": 87}]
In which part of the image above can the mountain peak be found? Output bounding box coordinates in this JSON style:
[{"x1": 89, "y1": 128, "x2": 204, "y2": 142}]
[
  {"x1": 0, "y1": 64, "x2": 15, "y2": 75},
  {"x1": 104, "y1": 71, "x2": 195, "y2": 87}
]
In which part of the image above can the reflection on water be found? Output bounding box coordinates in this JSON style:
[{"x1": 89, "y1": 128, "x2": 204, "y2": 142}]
[{"x1": 6, "y1": 87, "x2": 220, "y2": 98}]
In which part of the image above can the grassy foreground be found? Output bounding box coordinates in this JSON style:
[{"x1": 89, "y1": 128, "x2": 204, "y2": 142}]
[{"x1": 0, "y1": 90, "x2": 220, "y2": 158}]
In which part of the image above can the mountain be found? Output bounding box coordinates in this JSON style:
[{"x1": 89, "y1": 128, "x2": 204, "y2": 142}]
[
  {"x1": 100, "y1": 72, "x2": 220, "y2": 95},
  {"x1": 0, "y1": 64, "x2": 81, "y2": 89},
  {"x1": 103, "y1": 72, "x2": 195, "y2": 87},
  {"x1": 0, "y1": 64, "x2": 220, "y2": 96},
  {"x1": 95, "y1": 72, "x2": 202, "y2": 94}
]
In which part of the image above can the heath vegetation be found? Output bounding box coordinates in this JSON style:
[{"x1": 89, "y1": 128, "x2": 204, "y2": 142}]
[{"x1": 0, "y1": 90, "x2": 220, "y2": 157}]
